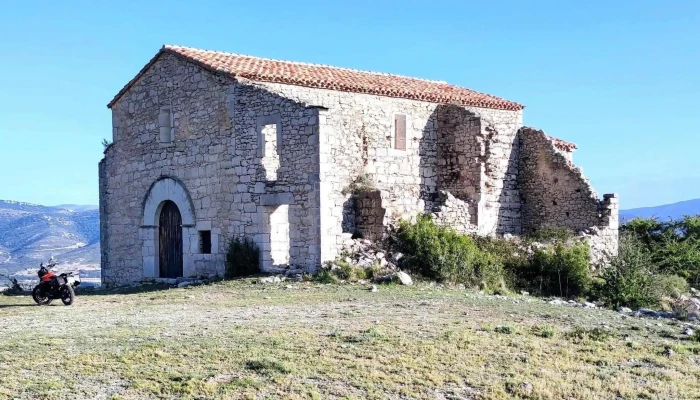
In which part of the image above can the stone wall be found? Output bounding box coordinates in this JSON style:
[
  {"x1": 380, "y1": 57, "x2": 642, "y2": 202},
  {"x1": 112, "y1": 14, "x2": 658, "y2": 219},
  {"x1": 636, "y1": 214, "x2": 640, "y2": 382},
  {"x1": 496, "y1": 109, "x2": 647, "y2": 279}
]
[
  {"x1": 354, "y1": 190, "x2": 390, "y2": 241},
  {"x1": 103, "y1": 52, "x2": 616, "y2": 286},
  {"x1": 431, "y1": 190, "x2": 477, "y2": 235},
  {"x1": 254, "y1": 81, "x2": 522, "y2": 263},
  {"x1": 435, "y1": 106, "x2": 482, "y2": 224},
  {"x1": 518, "y1": 127, "x2": 619, "y2": 263},
  {"x1": 100, "y1": 53, "x2": 322, "y2": 286}
]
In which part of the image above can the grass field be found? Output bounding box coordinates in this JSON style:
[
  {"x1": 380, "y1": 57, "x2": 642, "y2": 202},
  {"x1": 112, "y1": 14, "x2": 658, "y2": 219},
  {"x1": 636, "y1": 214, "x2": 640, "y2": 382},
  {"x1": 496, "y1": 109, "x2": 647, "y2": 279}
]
[{"x1": 1, "y1": 280, "x2": 699, "y2": 399}]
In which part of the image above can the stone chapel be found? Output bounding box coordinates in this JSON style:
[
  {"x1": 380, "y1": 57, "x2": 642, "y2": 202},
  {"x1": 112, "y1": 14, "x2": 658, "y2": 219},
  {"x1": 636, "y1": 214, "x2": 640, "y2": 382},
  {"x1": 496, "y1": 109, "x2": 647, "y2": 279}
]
[{"x1": 99, "y1": 45, "x2": 618, "y2": 287}]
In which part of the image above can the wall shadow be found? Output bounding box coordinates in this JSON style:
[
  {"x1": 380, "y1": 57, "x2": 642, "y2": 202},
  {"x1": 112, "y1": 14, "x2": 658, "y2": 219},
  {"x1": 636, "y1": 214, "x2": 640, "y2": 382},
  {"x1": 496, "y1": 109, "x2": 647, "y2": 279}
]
[{"x1": 418, "y1": 105, "x2": 481, "y2": 218}]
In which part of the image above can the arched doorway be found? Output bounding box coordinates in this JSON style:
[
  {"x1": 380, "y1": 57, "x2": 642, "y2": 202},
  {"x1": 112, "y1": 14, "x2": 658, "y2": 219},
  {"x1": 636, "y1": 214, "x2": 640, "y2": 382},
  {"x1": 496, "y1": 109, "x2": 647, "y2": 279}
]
[{"x1": 159, "y1": 200, "x2": 183, "y2": 278}]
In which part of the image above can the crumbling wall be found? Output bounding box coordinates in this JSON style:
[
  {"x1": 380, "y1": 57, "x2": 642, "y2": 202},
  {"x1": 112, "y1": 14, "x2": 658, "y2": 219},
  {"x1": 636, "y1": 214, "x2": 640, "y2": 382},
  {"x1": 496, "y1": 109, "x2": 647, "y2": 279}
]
[
  {"x1": 518, "y1": 127, "x2": 619, "y2": 263},
  {"x1": 258, "y1": 81, "x2": 522, "y2": 262},
  {"x1": 354, "y1": 190, "x2": 390, "y2": 241},
  {"x1": 431, "y1": 190, "x2": 477, "y2": 235},
  {"x1": 580, "y1": 194, "x2": 619, "y2": 266},
  {"x1": 436, "y1": 106, "x2": 482, "y2": 223}
]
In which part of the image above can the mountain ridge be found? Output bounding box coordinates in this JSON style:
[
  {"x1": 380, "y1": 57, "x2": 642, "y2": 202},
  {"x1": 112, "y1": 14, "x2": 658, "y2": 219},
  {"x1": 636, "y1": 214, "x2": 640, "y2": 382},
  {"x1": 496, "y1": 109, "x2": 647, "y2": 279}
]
[
  {"x1": 620, "y1": 198, "x2": 700, "y2": 221},
  {"x1": 0, "y1": 199, "x2": 100, "y2": 282}
]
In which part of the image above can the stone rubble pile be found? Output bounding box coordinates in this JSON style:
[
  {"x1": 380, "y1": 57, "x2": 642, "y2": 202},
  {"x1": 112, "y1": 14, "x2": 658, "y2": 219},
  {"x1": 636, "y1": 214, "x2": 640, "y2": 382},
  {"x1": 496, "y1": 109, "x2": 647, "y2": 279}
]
[
  {"x1": 323, "y1": 233, "x2": 416, "y2": 285},
  {"x1": 670, "y1": 295, "x2": 700, "y2": 321},
  {"x1": 338, "y1": 233, "x2": 401, "y2": 271},
  {"x1": 547, "y1": 298, "x2": 597, "y2": 308}
]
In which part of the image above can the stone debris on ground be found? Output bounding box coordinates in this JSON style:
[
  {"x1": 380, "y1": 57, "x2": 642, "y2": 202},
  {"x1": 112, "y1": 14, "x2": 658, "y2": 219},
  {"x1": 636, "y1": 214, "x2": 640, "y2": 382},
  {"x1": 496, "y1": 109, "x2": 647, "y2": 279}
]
[
  {"x1": 259, "y1": 276, "x2": 283, "y2": 284},
  {"x1": 330, "y1": 234, "x2": 418, "y2": 285},
  {"x1": 671, "y1": 295, "x2": 700, "y2": 320},
  {"x1": 338, "y1": 234, "x2": 399, "y2": 270},
  {"x1": 546, "y1": 298, "x2": 597, "y2": 308},
  {"x1": 396, "y1": 271, "x2": 413, "y2": 286}
]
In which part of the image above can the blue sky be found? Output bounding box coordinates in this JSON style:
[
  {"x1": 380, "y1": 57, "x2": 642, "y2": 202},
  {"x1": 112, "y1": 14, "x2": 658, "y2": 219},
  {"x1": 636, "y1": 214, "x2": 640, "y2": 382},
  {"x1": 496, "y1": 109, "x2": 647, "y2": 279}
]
[{"x1": 0, "y1": 0, "x2": 698, "y2": 209}]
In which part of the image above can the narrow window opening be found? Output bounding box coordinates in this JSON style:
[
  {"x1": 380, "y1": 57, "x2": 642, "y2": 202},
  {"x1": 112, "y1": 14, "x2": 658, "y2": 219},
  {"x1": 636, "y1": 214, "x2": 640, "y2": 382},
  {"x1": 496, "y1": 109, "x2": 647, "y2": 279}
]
[
  {"x1": 159, "y1": 107, "x2": 174, "y2": 143},
  {"x1": 394, "y1": 114, "x2": 406, "y2": 150},
  {"x1": 261, "y1": 123, "x2": 280, "y2": 180},
  {"x1": 199, "y1": 230, "x2": 212, "y2": 254}
]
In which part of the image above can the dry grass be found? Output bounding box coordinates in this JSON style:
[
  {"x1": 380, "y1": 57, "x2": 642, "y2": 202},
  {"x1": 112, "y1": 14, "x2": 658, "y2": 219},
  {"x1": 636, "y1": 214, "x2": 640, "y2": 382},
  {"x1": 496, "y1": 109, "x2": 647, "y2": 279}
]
[{"x1": 1, "y1": 280, "x2": 700, "y2": 399}]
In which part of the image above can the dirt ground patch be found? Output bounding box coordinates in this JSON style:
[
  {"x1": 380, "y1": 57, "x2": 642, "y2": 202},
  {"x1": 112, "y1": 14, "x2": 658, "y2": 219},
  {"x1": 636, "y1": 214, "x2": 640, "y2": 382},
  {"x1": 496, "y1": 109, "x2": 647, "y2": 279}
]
[{"x1": 1, "y1": 280, "x2": 699, "y2": 399}]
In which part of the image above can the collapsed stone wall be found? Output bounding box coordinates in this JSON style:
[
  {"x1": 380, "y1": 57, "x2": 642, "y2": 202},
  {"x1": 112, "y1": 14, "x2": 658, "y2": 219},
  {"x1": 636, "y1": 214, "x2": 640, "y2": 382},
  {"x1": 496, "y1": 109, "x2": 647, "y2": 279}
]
[
  {"x1": 256, "y1": 82, "x2": 523, "y2": 262},
  {"x1": 518, "y1": 127, "x2": 618, "y2": 264},
  {"x1": 430, "y1": 190, "x2": 477, "y2": 235},
  {"x1": 101, "y1": 53, "x2": 322, "y2": 286}
]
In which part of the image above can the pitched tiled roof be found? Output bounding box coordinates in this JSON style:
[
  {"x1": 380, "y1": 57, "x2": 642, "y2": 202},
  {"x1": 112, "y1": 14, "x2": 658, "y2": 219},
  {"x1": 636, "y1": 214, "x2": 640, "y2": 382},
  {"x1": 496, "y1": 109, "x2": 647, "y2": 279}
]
[{"x1": 108, "y1": 45, "x2": 524, "y2": 110}]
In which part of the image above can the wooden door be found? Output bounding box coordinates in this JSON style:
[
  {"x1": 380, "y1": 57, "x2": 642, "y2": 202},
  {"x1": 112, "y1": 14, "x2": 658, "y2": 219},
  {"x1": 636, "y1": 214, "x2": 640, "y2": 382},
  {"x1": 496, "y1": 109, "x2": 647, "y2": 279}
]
[{"x1": 159, "y1": 200, "x2": 183, "y2": 278}]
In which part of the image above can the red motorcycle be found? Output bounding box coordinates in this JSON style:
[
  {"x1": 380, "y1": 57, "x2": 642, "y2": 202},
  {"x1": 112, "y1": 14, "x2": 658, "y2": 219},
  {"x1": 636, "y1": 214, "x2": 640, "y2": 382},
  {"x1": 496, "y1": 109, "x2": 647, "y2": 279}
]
[{"x1": 31, "y1": 258, "x2": 80, "y2": 306}]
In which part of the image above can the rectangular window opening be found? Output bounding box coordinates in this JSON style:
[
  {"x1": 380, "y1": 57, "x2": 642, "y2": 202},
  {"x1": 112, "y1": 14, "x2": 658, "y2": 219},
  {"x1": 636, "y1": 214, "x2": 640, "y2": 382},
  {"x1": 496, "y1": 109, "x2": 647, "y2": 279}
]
[
  {"x1": 159, "y1": 107, "x2": 174, "y2": 143},
  {"x1": 199, "y1": 230, "x2": 212, "y2": 254},
  {"x1": 261, "y1": 123, "x2": 280, "y2": 180},
  {"x1": 394, "y1": 114, "x2": 406, "y2": 150}
]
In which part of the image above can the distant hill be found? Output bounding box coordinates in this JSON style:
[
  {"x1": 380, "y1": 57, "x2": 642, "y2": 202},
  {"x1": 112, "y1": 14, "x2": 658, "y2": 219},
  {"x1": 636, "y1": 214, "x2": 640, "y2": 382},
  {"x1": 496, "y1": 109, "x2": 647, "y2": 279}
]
[
  {"x1": 0, "y1": 200, "x2": 100, "y2": 282},
  {"x1": 620, "y1": 198, "x2": 700, "y2": 222},
  {"x1": 54, "y1": 204, "x2": 99, "y2": 212}
]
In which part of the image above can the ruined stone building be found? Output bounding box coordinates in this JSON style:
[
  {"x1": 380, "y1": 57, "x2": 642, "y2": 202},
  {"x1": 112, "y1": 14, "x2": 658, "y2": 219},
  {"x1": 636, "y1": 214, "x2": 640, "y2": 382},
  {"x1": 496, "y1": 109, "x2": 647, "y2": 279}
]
[{"x1": 99, "y1": 45, "x2": 618, "y2": 287}]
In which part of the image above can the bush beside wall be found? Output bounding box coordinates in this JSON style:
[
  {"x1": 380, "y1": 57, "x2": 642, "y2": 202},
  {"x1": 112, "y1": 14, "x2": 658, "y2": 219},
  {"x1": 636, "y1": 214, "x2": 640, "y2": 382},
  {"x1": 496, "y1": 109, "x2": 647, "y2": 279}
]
[
  {"x1": 392, "y1": 214, "x2": 694, "y2": 309},
  {"x1": 225, "y1": 237, "x2": 260, "y2": 279}
]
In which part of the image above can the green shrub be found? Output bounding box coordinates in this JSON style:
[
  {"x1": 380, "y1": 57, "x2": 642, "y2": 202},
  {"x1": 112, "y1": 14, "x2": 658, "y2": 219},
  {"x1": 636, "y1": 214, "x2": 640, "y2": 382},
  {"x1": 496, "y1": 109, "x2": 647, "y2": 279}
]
[
  {"x1": 224, "y1": 237, "x2": 260, "y2": 279},
  {"x1": 312, "y1": 259, "x2": 376, "y2": 283},
  {"x1": 595, "y1": 234, "x2": 657, "y2": 309},
  {"x1": 655, "y1": 238, "x2": 700, "y2": 288},
  {"x1": 652, "y1": 274, "x2": 689, "y2": 300},
  {"x1": 531, "y1": 325, "x2": 556, "y2": 338},
  {"x1": 331, "y1": 259, "x2": 372, "y2": 281},
  {"x1": 494, "y1": 325, "x2": 515, "y2": 334},
  {"x1": 621, "y1": 216, "x2": 700, "y2": 287},
  {"x1": 472, "y1": 235, "x2": 527, "y2": 288},
  {"x1": 395, "y1": 215, "x2": 499, "y2": 286},
  {"x1": 314, "y1": 268, "x2": 340, "y2": 284},
  {"x1": 525, "y1": 227, "x2": 574, "y2": 243},
  {"x1": 565, "y1": 326, "x2": 612, "y2": 343},
  {"x1": 513, "y1": 241, "x2": 591, "y2": 297},
  {"x1": 341, "y1": 173, "x2": 376, "y2": 195},
  {"x1": 691, "y1": 330, "x2": 700, "y2": 343}
]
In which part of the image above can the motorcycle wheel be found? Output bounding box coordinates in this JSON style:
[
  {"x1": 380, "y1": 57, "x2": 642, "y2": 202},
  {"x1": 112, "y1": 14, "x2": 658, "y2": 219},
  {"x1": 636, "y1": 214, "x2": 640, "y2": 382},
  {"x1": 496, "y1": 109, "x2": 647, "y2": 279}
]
[
  {"x1": 61, "y1": 285, "x2": 75, "y2": 306},
  {"x1": 32, "y1": 285, "x2": 52, "y2": 306}
]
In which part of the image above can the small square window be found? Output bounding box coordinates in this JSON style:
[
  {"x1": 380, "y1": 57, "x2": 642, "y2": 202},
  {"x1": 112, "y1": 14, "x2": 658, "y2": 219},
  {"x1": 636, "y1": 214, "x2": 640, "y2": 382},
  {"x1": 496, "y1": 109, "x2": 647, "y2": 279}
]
[{"x1": 199, "y1": 230, "x2": 211, "y2": 254}]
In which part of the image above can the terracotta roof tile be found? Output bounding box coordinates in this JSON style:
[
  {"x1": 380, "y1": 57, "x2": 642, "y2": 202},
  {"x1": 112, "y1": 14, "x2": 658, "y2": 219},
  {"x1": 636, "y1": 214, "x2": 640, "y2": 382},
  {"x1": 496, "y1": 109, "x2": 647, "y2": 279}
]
[
  {"x1": 108, "y1": 45, "x2": 524, "y2": 111},
  {"x1": 548, "y1": 136, "x2": 578, "y2": 152}
]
